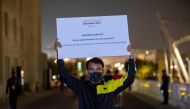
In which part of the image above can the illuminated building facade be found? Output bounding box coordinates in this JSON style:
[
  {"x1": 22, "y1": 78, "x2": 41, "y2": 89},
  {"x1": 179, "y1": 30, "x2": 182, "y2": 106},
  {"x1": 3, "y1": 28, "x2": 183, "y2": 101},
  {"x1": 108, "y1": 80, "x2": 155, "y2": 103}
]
[{"x1": 0, "y1": 0, "x2": 47, "y2": 98}]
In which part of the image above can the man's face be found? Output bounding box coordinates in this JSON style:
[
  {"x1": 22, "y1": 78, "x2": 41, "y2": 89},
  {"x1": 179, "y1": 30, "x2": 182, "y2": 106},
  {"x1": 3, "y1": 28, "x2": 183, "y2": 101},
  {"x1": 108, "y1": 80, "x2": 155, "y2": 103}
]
[
  {"x1": 87, "y1": 62, "x2": 104, "y2": 84},
  {"x1": 87, "y1": 62, "x2": 103, "y2": 74}
]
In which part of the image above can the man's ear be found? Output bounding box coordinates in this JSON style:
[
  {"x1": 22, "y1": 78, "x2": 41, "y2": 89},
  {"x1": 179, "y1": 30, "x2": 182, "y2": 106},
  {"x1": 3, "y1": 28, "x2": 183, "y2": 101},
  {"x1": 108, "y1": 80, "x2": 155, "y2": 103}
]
[
  {"x1": 85, "y1": 70, "x2": 90, "y2": 80},
  {"x1": 102, "y1": 69, "x2": 106, "y2": 75},
  {"x1": 85, "y1": 70, "x2": 88, "y2": 75}
]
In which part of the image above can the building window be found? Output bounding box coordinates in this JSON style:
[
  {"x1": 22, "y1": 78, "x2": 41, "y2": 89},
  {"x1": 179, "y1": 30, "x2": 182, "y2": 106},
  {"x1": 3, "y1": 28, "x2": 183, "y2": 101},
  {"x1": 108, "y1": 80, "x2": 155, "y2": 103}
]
[
  {"x1": 13, "y1": 18, "x2": 17, "y2": 41},
  {"x1": 21, "y1": 60, "x2": 24, "y2": 68},
  {"x1": 5, "y1": 56, "x2": 10, "y2": 79},
  {"x1": 20, "y1": 26, "x2": 24, "y2": 48},
  {"x1": 14, "y1": 58, "x2": 18, "y2": 66},
  {"x1": 4, "y1": 12, "x2": 8, "y2": 38},
  {"x1": 20, "y1": 0, "x2": 23, "y2": 14}
]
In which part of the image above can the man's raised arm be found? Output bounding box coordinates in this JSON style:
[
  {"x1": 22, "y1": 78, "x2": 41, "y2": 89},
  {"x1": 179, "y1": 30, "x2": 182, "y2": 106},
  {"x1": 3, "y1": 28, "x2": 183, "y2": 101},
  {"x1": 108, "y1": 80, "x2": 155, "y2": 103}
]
[
  {"x1": 55, "y1": 39, "x2": 81, "y2": 94},
  {"x1": 114, "y1": 45, "x2": 136, "y2": 94}
]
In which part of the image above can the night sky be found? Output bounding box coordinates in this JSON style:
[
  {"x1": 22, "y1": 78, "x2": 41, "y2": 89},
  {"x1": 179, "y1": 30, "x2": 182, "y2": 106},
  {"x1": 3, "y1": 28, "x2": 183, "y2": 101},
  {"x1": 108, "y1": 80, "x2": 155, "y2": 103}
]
[{"x1": 40, "y1": 0, "x2": 190, "y2": 57}]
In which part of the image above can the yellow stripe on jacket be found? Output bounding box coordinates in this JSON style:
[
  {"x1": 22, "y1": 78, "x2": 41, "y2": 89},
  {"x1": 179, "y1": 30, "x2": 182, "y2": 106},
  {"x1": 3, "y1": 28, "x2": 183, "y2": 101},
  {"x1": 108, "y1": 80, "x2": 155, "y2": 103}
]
[{"x1": 97, "y1": 75, "x2": 128, "y2": 94}]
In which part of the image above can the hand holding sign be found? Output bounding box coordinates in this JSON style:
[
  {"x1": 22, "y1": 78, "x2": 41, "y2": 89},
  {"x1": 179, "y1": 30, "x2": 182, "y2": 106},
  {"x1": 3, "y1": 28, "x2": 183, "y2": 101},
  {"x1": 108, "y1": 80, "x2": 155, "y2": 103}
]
[
  {"x1": 127, "y1": 45, "x2": 135, "y2": 59},
  {"x1": 54, "y1": 39, "x2": 62, "y2": 52}
]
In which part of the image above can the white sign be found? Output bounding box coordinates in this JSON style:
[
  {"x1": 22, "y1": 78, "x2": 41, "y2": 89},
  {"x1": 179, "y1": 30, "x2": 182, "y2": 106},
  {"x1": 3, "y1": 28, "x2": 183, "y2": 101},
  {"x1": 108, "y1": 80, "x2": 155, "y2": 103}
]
[{"x1": 56, "y1": 15, "x2": 130, "y2": 59}]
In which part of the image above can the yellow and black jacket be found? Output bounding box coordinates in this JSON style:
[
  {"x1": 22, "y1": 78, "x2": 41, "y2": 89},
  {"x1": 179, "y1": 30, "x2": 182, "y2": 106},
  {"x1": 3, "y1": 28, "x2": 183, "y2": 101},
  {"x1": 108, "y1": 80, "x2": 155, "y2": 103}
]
[{"x1": 58, "y1": 59, "x2": 136, "y2": 109}]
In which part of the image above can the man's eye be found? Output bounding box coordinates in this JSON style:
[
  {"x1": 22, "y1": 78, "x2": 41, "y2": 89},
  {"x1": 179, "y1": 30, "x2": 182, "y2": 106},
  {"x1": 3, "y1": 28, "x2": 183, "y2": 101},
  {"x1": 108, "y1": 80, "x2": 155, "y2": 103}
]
[
  {"x1": 97, "y1": 68, "x2": 102, "y2": 71},
  {"x1": 89, "y1": 68, "x2": 94, "y2": 70}
]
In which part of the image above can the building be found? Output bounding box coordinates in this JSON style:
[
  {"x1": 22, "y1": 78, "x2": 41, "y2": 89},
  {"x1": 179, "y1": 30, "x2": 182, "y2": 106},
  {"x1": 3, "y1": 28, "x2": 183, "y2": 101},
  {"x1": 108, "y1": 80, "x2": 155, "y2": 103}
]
[{"x1": 0, "y1": 0, "x2": 47, "y2": 99}]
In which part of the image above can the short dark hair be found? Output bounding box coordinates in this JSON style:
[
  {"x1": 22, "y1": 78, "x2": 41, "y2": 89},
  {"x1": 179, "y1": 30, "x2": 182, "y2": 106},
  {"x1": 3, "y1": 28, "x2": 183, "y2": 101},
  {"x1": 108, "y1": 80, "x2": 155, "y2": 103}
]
[
  {"x1": 162, "y1": 69, "x2": 166, "y2": 73},
  {"x1": 86, "y1": 57, "x2": 104, "y2": 70},
  {"x1": 162, "y1": 69, "x2": 166, "y2": 74}
]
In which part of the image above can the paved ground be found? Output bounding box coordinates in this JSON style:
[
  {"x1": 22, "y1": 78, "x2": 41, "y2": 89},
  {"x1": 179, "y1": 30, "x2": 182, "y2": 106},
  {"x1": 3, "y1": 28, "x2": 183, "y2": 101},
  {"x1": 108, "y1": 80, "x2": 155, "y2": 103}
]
[{"x1": 0, "y1": 88, "x2": 180, "y2": 109}]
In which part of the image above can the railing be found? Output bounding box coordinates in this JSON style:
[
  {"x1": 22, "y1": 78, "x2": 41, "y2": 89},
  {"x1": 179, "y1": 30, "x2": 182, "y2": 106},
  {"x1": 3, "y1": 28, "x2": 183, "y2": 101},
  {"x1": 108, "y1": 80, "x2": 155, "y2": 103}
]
[{"x1": 132, "y1": 79, "x2": 190, "y2": 109}]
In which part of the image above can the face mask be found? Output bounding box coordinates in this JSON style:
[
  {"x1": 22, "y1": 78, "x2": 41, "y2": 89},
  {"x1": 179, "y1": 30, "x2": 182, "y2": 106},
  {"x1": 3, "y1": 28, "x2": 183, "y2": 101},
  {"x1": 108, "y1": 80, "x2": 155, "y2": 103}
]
[{"x1": 89, "y1": 72, "x2": 102, "y2": 84}]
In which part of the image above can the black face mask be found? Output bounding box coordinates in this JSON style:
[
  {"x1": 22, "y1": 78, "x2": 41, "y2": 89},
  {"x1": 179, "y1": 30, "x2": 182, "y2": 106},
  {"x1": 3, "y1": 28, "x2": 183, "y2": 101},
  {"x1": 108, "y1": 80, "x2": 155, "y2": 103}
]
[{"x1": 89, "y1": 72, "x2": 102, "y2": 84}]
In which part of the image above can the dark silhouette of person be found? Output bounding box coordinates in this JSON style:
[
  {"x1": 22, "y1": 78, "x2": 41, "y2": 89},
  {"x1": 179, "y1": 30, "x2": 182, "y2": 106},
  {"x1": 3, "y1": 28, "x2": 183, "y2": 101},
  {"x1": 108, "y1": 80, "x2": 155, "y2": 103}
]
[
  {"x1": 160, "y1": 69, "x2": 170, "y2": 104},
  {"x1": 103, "y1": 69, "x2": 113, "y2": 82},
  {"x1": 6, "y1": 68, "x2": 20, "y2": 109}
]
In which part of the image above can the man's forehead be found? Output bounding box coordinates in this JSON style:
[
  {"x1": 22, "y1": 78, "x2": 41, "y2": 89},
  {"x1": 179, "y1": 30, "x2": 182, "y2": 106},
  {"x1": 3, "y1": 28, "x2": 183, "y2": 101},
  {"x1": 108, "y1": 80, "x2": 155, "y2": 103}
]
[{"x1": 88, "y1": 62, "x2": 103, "y2": 68}]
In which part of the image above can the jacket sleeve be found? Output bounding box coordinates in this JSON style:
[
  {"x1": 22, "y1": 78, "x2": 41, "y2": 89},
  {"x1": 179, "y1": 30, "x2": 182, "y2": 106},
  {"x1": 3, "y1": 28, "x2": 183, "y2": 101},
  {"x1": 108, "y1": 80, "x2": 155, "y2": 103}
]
[
  {"x1": 114, "y1": 59, "x2": 136, "y2": 95},
  {"x1": 57, "y1": 59, "x2": 82, "y2": 94}
]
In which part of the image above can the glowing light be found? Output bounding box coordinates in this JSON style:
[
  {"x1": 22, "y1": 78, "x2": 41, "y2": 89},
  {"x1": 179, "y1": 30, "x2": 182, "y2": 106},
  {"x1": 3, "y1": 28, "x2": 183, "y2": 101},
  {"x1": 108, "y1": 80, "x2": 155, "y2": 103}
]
[
  {"x1": 114, "y1": 63, "x2": 121, "y2": 68},
  {"x1": 118, "y1": 67, "x2": 122, "y2": 71},
  {"x1": 153, "y1": 72, "x2": 156, "y2": 76},
  {"x1": 64, "y1": 58, "x2": 70, "y2": 61},
  {"x1": 174, "y1": 65, "x2": 178, "y2": 69},
  {"x1": 145, "y1": 51, "x2": 149, "y2": 55},
  {"x1": 52, "y1": 75, "x2": 56, "y2": 79},
  {"x1": 121, "y1": 64, "x2": 124, "y2": 68},
  {"x1": 54, "y1": 59, "x2": 57, "y2": 64},
  {"x1": 77, "y1": 62, "x2": 82, "y2": 71},
  {"x1": 118, "y1": 64, "x2": 124, "y2": 70},
  {"x1": 186, "y1": 57, "x2": 189, "y2": 61},
  {"x1": 170, "y1": 65, "x2": 173, "y2": 69},
  {"x1": 180, "y1": 91, "x2": 187, "y2": 96},
  {"x1": 157, "y1": 83, "x2": 161, "y2": 87},
  {"x1": 21, "y1": 70, "x2": 24, "y2": 77},
  {"x1": 79, "y1": 72, "x2": 83, "y2": 77},
  {"x1": 143, "y1": 83, "x2": 150, "y2": 88},
  {"x1": 21, "y1": 69, "x2": 25, "y2": 86},
  {"x1": 168, "y1": 89, "x2": 172, "y2": 93},
  {"x1": 170, "y1": 64, "x2": 177, "y2": 69}
]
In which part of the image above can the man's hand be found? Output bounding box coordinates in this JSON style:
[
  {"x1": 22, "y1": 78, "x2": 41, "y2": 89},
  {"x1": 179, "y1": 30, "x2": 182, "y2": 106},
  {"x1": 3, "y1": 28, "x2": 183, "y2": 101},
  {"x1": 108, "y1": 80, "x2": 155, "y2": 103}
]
[
  {"x1": 54, "y1": 39, "x2": 62, "y2": 52},
  {"x1": 127, "y1": 45, "x2": 135, "y2": 59}
]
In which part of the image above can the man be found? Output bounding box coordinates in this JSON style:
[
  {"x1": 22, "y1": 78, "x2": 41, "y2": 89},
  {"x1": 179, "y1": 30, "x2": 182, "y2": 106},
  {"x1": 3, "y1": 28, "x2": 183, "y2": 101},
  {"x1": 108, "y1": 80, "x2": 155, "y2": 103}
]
[
  {"x1": 55, "y1": 39, "x2": 136, "y2": 109},
  {"x1": 160, "y1": 69, "x2": 170, "y2": 104},
  {"x1": 6, "y1": 68, "x2": 20, "y2": 109}
]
